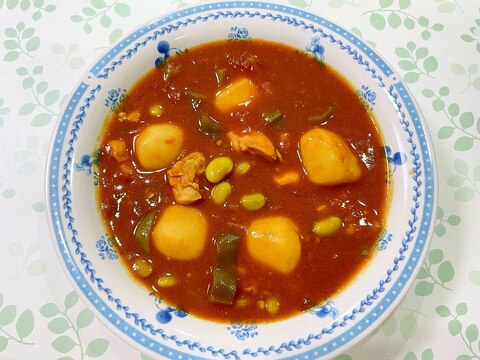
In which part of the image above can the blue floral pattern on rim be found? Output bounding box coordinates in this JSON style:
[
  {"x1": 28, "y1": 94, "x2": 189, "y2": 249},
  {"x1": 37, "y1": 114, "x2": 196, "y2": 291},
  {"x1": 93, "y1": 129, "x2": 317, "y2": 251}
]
[
  {"x1": 154, "y1": 40, "x2": 182, "y2": 68},
  {"x1": 305, "y1": 35, "x2": 325, "y2": 62},
  {"x1": 47, "y1": 3, "x2": 436, "y2": 359},
  {"x1": 228, "y1": 26, "x2": 250, "y2": 39},
  {"x1": 385, "y1": 145, "x2": 408, "y2": 173},
  {"x1": 227, "y1": 323, "x2": 258, "y2": 340},
  {"x1": 376, "y1": 229, "x2": 393, "y2": 251},
  {"x1": 356, "y1": 85, "x2": 376, "y2": 110},
  {"x1": 150, "y1": 293, "x2": 188, "y2": 324},
  {"x1": 105, "y1": 88, "x2": 126, "y2": 112},
  {"x1": 73, "y1": 151, "x2": 99, "y2": 185},
  {"x1": 96, "y1": 235, "x2": 118, "y2": 260},
  {"x1": 308, "y1": 300, "x2": 340, "y2": 319}
]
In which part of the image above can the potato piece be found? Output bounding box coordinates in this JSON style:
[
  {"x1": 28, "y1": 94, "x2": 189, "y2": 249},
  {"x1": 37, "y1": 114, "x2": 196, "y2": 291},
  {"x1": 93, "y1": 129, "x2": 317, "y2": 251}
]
[
  {"x1": 135, "y1": 124, "x2": 183, "y2": 171},
  {"x1": 152, "y1": 205, "x2": 207, "y2": 260},
  {"x1": 299, "y1": 128, "x2": 361, "y2": 185},
  {"x1": 246, "y1": 216, "x2": 301, "y2": 274},
  {"x1": 215, "y1": 77, "x2": 258, "y2": 112}
]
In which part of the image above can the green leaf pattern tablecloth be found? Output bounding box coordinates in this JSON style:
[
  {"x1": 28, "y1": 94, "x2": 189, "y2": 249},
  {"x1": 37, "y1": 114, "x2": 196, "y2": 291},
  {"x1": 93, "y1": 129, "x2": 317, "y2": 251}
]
[{"x1": 0, "y1": 0, "x2": 479, "y2": 359}]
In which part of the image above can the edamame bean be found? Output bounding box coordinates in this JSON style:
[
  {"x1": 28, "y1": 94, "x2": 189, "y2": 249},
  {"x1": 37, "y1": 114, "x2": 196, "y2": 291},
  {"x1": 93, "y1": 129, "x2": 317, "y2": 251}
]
[
  {"x1": 206, "y1": 156, "x2": 234, "y2": 183},
  {"x1": 240, "y1": 193, "x2": 266, "y2": 211},
  {"x1": 211, "y1": 181, "x2": 232, "y2": 205},
  {"x1": 313, "y1": 216, "x2": 343, "y2": 236}
]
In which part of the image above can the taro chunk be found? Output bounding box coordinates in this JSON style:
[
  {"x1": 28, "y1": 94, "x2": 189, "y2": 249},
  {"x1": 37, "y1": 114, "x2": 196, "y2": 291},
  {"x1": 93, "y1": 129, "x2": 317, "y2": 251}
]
[
  {"x1": 299, "y1": 128, "x2": 361, "y2": 185},
  {"x1": 215, "y1": 78, "x2": 258, "y2": 112},
  {"x1": 152, "y1": 205, "x2": 207, "y2": 260},
  {"x1": 135, "y1": 124, "x2": 183, "y2": 171},
  {"x1": 246, "y1": 216, "x2": 301, "y2": 274}
]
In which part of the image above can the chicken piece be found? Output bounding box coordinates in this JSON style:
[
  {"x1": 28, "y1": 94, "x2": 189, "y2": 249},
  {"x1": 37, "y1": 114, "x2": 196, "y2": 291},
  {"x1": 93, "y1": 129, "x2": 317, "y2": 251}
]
[
  {"x1": 167, "y1": 152, "x2": 206, "y2": 204},
  {"x1": 227, "y1": 131, "x2": 278, "y2": 160},
  {"x1": 107, "y1": 139, "x2": 129, "y2": 162}
]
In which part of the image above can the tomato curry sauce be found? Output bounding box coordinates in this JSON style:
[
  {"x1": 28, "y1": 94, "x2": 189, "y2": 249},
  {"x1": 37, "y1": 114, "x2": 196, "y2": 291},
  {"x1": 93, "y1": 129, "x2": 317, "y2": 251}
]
[{"x1": 97, "y1": 39, "x2": 388, "y2": 323}]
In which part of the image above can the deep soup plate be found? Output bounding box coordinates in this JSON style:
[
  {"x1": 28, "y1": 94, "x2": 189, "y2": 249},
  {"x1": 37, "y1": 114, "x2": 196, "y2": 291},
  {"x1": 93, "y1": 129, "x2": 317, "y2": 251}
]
[{"x1": 46, "y1": 2, "x2": 437, "y2": 359}]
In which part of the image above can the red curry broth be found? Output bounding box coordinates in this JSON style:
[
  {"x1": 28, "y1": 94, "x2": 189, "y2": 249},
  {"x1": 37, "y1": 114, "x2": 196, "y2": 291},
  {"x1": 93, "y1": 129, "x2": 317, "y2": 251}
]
[{"x1": 97, "y1": 39, "x2": 388, "y2": 323}]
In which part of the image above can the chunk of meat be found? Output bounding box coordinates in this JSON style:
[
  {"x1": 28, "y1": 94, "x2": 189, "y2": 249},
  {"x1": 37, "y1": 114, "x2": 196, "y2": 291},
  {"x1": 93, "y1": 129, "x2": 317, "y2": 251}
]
[
  {"x1": 118, "y1": 111, "x2": 141, "y2": 122},
  {"x1": 167, "y1": 152, "x2": 206, "y2": 204},
  {"x1": 227, "y1": 131, "x2": 278, "y2": 160},
  {"x1": 107, "y1": 139, "x2": 129, "y2": 162}
]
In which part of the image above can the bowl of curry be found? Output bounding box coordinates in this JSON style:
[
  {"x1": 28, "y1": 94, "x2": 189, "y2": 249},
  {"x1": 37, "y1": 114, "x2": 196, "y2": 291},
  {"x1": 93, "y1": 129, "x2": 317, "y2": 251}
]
[{"x1": 46, "y1": 2, "x2": 437, "y2": 359}]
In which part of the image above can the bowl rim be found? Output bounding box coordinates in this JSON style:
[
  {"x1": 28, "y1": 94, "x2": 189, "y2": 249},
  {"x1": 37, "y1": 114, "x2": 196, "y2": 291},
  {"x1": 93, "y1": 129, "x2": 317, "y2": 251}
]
[{"x1": 45, "y1": 1, "x2": 438, "y2": 359}]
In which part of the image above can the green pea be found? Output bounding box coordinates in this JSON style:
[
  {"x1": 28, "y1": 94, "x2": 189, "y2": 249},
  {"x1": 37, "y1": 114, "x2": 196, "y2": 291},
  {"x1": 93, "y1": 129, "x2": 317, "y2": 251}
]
[
  {"x1": 240, "y1": 193, "x2": 266, "y2": 211},
  {"x1": 313, "y1": 216, "x2": 343, "y2": 236},
  {"x1": 206, "y1": 156, "x2": 234, "y2": 183},
  {"x1": 211, "y1": 181, "x2": 232, "y2": 205}
]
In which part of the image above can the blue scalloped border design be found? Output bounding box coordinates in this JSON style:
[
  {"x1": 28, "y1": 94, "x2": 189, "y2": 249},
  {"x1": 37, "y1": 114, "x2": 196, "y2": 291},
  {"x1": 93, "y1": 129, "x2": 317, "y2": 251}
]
[{"x1": 47, "y1": 2, "x2": 435, "y2": 359}]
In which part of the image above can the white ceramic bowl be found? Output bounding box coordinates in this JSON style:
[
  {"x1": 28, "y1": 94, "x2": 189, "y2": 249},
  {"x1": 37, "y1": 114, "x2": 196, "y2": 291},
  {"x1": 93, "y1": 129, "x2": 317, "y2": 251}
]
[{"x1": 46, "y1": 2, "x2": 437, "y2": 359}]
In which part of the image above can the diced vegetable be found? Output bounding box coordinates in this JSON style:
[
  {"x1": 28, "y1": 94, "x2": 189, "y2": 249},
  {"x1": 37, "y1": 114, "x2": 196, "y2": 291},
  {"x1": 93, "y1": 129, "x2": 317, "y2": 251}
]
[
  {"x1": 198, "y1": 112, "x2": 224, "y2": 139},
  {"x1": 313, "y1": 216, "x2": 343, "y2": 236},
  {"x1": 134, "y1": 212, "x2": 156, "y2": 253},
  {"x1": 299, "y1": 127, "x2": 362, "y2": 185},
  {"x1": 273, "y1": 171, "x2": 300, "y2": 186},
  {"x1": 246, "y1": 216, "x2": 301, "y2": 274},
  {"x1": 186, "y1": 89, "x2": 205, "y2": 111},
  {"x1": 132, "y1": 258, "x2": 153, "y2": 278},
  {"x1": 215, "y1": 77, "x2": 258, "y2": 112},
  {"x1": 135, "y1": 123, "x2": 183, "y2": 170},
  {"x1": 235, "y1": 297, "x2": 249, "y2": 307},
  {"x1": 262, "y1": 109, "x2": 286, "y2": 130},
  {"x1": 152, "y1": 205, "x2": 207, "y2": 260},
  {"x1": 307, "y1": 105, "x2": 334, "y2": 124},
  {"x1": 149, "y1": 104, "x2": 163, "y2": 117},
  {"x1": 206, "y1": 156, "x2": 234, "y2": 183},
  {"x1": 211, "y1": 181, "x2": 232, "y2": 205},
  {"x1": 234, "y1": 161, "x2": 251, "y2": 175},
  {"x1": 215, "y1": 67, "x2": 227, "y2": 85},
  {"x1": 208, "y1": 232, "x2": 240, "y2": 305},
  {"x1": 240, "y1": 193, "x2": 266, "y2": 211},
  {"x1": 163, "y1": 62, "x2": 180, "y2": 81},
  {"x1": 209, "y1": 269, "x2": 237, "y2": 305}
]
